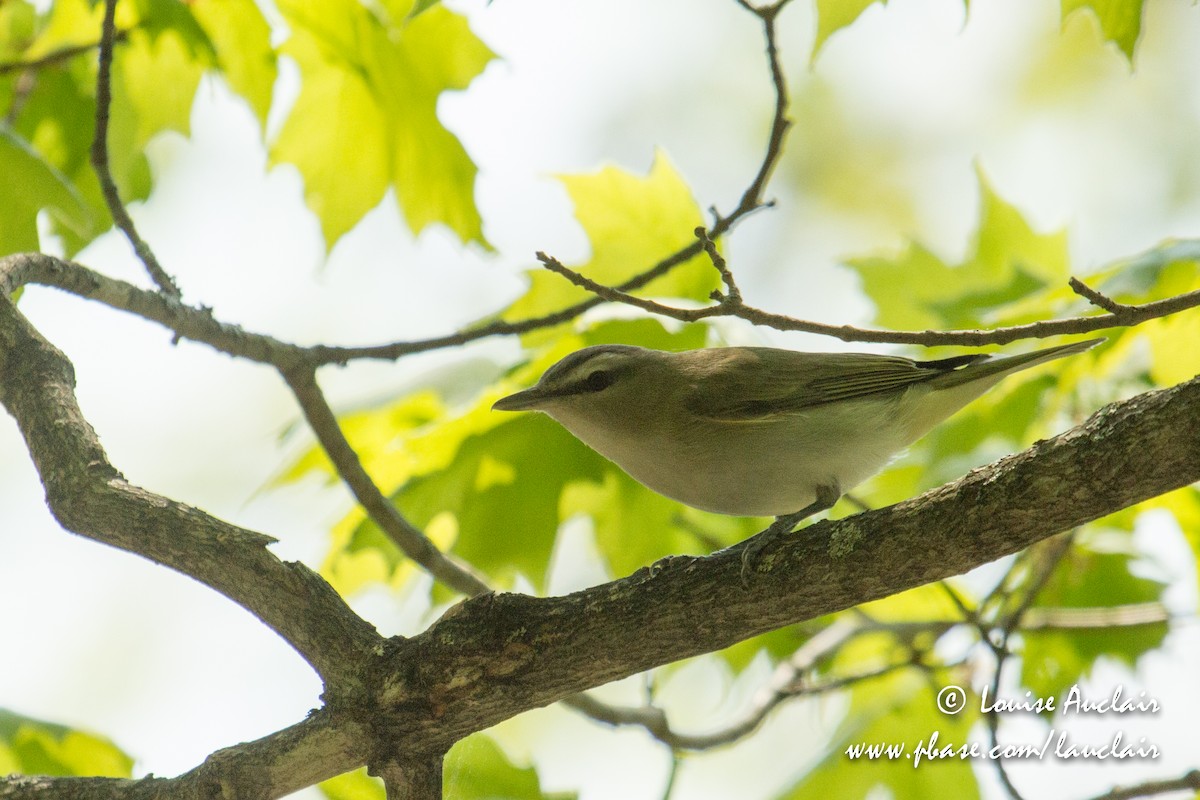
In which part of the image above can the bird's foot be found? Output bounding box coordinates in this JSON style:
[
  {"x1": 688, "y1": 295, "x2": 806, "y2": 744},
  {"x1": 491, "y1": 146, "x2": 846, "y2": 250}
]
[{"x1": 738, "y1": 482, "x2": 841, "y2": 586}]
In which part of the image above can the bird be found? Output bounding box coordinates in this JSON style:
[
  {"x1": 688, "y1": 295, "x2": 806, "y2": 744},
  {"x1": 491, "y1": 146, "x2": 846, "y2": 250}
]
[{"x1": 492, "y1": 338, "x2": 1101, "y2": 566}]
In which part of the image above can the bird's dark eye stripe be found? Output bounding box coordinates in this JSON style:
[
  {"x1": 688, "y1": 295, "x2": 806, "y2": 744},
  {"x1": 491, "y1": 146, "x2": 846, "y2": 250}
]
[{"x1": 578, "y1": 369, "x2": 614, "y2": 392}]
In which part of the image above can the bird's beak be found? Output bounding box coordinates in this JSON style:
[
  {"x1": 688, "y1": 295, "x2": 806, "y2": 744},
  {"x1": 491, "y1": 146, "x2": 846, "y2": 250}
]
[{"x1": 492, "y1": 387, "x2": 547, "y2": 412}]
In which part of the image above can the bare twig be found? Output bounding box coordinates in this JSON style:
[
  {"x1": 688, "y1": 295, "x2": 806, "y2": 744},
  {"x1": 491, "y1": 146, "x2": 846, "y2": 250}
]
[
  {"x1": 1070, "y1": 276, "x2": 1132, "y2": 314},
  {"x1": 563, "y1": 618, "x2": 940, "y2": 751},
  {"x1": 0, "y1": 29, "x2": 130, "y2": 75},
  {"x1": 281, "y1": 365, "x2": 491, "y2": 597},
  {"x1": 695, "y1": 227, "x2": 742, "y2": 303},
  {"x1": 531, "y1": 248, "x2": 1200, "y2": 349},
  {"x1": 91, "y1": 0, "x2": 181, "y2": 299},
  {"x1": 729, "y1": 0, "x2": 795, "y2": 214}
]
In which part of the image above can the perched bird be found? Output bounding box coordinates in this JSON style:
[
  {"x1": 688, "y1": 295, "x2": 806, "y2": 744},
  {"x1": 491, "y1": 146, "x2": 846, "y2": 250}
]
[{"x1": 493, "y1": 339, "x2": 1101, "y2": 556}]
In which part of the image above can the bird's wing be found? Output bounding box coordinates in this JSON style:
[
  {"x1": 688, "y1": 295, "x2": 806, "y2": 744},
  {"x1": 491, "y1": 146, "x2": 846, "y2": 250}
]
[{"x1": 683, "y1": 348, "x2": 989, "y2": 421}]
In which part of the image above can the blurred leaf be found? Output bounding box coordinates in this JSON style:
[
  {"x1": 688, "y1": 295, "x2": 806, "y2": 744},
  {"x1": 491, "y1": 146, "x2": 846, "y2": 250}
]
[
  {"x1": 812, "y1": 1, "x2": 886, "y2": 60},
  {"x1": 318, "y1": 733, "x2": 574, "y2": 799},
  {"x1": 444, "y1": 734, "x2": 576, "y2": 800},
  {"x1": 6, "y1": 0, "x2": 264, "y2": 254},
  {"x1": 272, "y1": 0, "x2": 494, "y2": 249},
  {"x1": 846, "y1": 166, "x2": 1068, "y2": 331},
  {"x1": 503, "y1": 153, "x2": 719, "y2": 342},
  {"x1": 192, "y1": 0, "x2": 278, "y2": 128},
  {"x1": 391, "y1": 413, "x2": 606, "y2": 587},
  {"x1": 320, "y1": 768, "x2": 384, "y2": 800},
  {"x1": 0, "y1": 709, "x2": 132, "y2": 779},
  {"x1": 1091, "y1": 239, "x2": 1200, "y2": 301},
  {"x1": 0, "y1": 127, "x2": 90, "y2": 254},
  {"x1": 1061, "y1": 0, "x2": 1145, "y2": 61},
  {"x1": 781, "y1": 667, "x2": 980, "y2": 800},
  {"x1": 1142, "y1": 301, "x2": 1200, "y2": 389},
  {"x1": 1020, "y1": 543, "x2": 1168, "y2": 700},
  {"x1": 113, "y1": 25, "x2": 211, "y2": 149},
  {"x1": 0, "y1": 0, "x2": 36, "y2": 61},
  {"x1": 407, "y1": 0, "x2": 443, "y2": 18}
]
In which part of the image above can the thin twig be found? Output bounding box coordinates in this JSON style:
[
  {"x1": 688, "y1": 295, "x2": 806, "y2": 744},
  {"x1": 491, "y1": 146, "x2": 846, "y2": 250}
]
[
  {"x1": 530, "y1": 247, "x2": 1200, "y2": 349},
  {"x1": 1070, "y1": 276, "x2": 1132, "y2": 314},
  {"x1": 562, "y1": 618, "x2": 942, "y2": 751},
  {"x1": 0, "y1": 29, "x2": 130, "y2": 75},
  {"x1": 695, "y1": 227, "x2": 742, "y2": 303},
  {"x1": 659, "y1": 752, "x2": 683, "y2": 800},
  {"x1": 90, "y1": 0, "x2": 181, "y2": 299},
  {"x1": 281, "y1": 365, "x2": 491, "y2": 597},
  {"x1": 1001, "y1": 533, "x2": 1075, "y2": 638},
  {"x1": 729, "y1": 0, "x2": 795, "y2": 214}
]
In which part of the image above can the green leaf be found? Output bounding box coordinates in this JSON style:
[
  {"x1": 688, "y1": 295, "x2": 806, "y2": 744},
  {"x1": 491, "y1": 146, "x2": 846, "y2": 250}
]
[
  {"x1": 1061, "y1": 0, "x2": 1145, "y2": 61},
  {"x1": 191, "y1": 0, "x2": 278, "y2": 128},
  {"x1": 0, "y1": 708, "x2": 133, "y2": 779},
  {"x1": 1020, "y1": 542, "x2": 1168, "y2": 701},
  {"x1": 846, "y1": 166, "x2": 1069, "y2": 331},
  {"x1": 502, "y1": 153, "x2": 719, "y2": 340},
  {"x1": 112, "y1": 21, "x2": 214, "y2": 150},
  {"x1": 0, "y1": 127, "x2": 90, "y2": 254},
  {"x1": 393, "y1": 412, "x2": 607, "y2": 587},
  {"x1": 9, "y1": 0, "x2": 229, "y2": 253},
  {"x1": 272, "y1": 0, "x2": 494, "y2": 249}
]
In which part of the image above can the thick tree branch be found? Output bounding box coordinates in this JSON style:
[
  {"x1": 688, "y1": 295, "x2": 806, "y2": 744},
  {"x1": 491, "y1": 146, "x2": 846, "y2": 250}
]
[{"x1": 0, "y1": 290, "x2": 378, "y2": 686}]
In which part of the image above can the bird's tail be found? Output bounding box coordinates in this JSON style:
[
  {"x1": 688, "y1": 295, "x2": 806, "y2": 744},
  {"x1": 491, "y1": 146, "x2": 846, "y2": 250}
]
[{"x1": 928, "y1": 338, "x2": 1104, "y2": 390}]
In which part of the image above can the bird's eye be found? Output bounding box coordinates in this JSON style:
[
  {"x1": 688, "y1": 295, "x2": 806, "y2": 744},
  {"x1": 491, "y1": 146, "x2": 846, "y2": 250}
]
[{"x1": 582, "y1": 370, "x2": 614, "y2": 392}]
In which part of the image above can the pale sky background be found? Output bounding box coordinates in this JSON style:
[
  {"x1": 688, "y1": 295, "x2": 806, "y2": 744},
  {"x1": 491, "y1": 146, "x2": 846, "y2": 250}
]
[{"x1": 3, "y1": 0, "x2": 1200, "y2": 798}]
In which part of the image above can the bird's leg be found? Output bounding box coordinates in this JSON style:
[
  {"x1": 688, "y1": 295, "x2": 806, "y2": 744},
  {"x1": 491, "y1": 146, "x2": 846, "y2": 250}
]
[{"x1": 739, "y1": 482, "x2": 841, "y2": 584}]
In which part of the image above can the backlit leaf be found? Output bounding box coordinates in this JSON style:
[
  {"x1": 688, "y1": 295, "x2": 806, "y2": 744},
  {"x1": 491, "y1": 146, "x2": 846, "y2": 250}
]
[
  {"x1": 272, "y1": 0, "x2": 494, "y2": 249},
  {"x1": 0, "y1": 709, "x2": 132, "y2": 779},
  {"x1": 1061, "y1": 0, "x2": 1145, "y2": 61}
]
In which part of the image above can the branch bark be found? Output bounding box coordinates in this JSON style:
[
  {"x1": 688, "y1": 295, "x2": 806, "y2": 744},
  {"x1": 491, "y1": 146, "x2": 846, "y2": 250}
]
[{"x1": 0, "y1": 289, "x2": 378, "y2": 688}]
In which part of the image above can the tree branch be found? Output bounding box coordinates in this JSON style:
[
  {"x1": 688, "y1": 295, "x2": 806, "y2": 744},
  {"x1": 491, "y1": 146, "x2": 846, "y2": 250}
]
[
  {"x1": 0, "y1": 290, "x2": 377, "y2": 687},
  {"x1": 533, "y1": 247, "x2": 1200, "y2": 347},
  {"x1": 90, "y1": 0, "x2": 181, "y2": 299},
  {"x1": 0, "y1": 709, "x2": 369, "y2": 800},
  {"x1": 281, "y1": 366, "x2": 490, "y2": 596}
]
